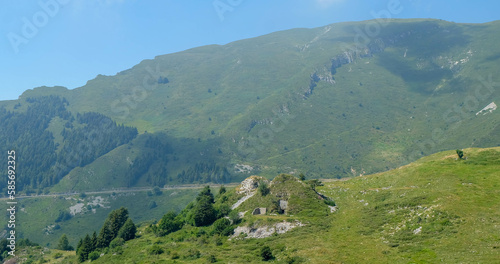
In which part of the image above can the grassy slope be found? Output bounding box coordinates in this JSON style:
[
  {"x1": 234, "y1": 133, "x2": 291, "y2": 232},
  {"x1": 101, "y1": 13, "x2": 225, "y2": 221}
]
[
  {"x1": 317, "y1": 147, "x2": 500, "y2": 263},
  {"x1": 24, "y1": 147, "x2": 494, "y2": 264},
  {"x1": 2, "y1": 188, "x2": 200, "y2": 249},
  {"x1": 2, "y1": 19, "x2": 498, "y2": 191},
  {"x1": 4, "y1": 147, "x2": 499, "y2": 263}
]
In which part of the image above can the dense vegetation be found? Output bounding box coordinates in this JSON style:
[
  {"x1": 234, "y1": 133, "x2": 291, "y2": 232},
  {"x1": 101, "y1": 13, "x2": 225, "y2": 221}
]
[
  {"x1": 0, "y1": 96, "x2": 138, "y2": 194},
  {"x1": 0, "y1": 96, "x2": 69, "y2": 192},
  {"x1": 76, "y1": 207, "x2": 136, "y2": 262},
  {"x1": 125, "y1": 134, "x2": 173, "y2": 187},
  {"x1": 59, "y1": 112, "x2": 138, "y2": 170}
]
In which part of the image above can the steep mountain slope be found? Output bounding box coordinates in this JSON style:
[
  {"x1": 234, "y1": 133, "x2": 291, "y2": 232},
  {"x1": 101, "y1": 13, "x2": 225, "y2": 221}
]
[{"x1": 1, "y1": 19, "x2": 500, "y2": 193}]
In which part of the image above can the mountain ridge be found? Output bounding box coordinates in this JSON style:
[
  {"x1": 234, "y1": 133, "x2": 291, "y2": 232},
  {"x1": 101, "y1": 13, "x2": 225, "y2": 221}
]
[{"x1": 1, "y1": 18, "x2": 499, "y2": 193}]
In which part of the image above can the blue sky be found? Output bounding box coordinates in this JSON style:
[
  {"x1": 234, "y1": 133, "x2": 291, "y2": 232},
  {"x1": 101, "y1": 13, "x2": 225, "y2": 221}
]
[{"x1": 0, "y1": 0, "x2": 499, "y2": 101}]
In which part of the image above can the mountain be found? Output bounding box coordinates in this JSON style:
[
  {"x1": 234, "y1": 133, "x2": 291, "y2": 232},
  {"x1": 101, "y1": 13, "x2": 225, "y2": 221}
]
[
  {"x1": 4, "y1": 147, "x2": 499, "y2": 263},
  {"x1": 1, "y1": 19, "x2": 500, "y2": 194}
]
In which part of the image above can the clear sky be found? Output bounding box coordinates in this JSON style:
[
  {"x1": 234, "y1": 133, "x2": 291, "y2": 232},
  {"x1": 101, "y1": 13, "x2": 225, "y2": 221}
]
[{"x1": 0, "y1": 0, "x2": 498, "y2": 101}]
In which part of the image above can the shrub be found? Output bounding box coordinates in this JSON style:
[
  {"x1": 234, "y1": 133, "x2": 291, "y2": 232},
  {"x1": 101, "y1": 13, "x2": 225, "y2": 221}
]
[
  {"x1": 207, "y1": 254, "x2": 217, "y2": 263},
  {"x1": 148, "y1": 245, "x2": 164, "y2": 255},
  {"x1": 307, "y1": 179, "x2": 324, "y2": 191},
  {"x1": 112, "y1": 246, "x2": 123, "y2": 255},
  {"x1": 55, "y1": 211, "x2": 72, "y2": 223},
  {"x1": 216, "y1": 204, "x2": 231, "y2": 218},
  {"x1": 258, "y1": 181, "x2": 270, "y2": 196},
  {"x1": 153, "y1": 186, "x2": 163, "y2": 196},
  {"x1": 260, "y1": 246, "x2": 274, "y2": 261},
  {"x1": 185, "y1": 248, "x2": 201, "y2": 259},
  {"x1": 158, "y1": 211, "x2": 183, "y2": 236},
  {"x1": 109, "y1": 237, "x2": 124, "y2": 248},
  {"x1": 212, "y1": 218, "x2": 233, "y2": 236},
  {"x1": 214, "y1": 236, "x2": 223, "y2": 246},
  {"x1": 228, "y1": 210, "x2": 240, "y2": 224},
  {"x1": 193, "y1": 196, "x2": 217, "y2": 227},
  {"x1": 88, "y1": 251, "x2": 100, "y2": 261},
  {"x1": 299, "y1": 173, "x2": 306, "y2": 181},
  {"x1": 148, "y1": 201, "x2": 157, "y2": 209},
  {"x1": 324, "y1": 199, "x2": 336, "y2": 207},
  {"x1": 284, "y1": 255, "x2": 305, "y2": 263}
]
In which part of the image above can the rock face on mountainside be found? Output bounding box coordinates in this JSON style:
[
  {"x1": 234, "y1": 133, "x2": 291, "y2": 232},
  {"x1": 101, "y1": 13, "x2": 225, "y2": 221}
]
[
  {"x1": 235, "y1": 175, "x2": 269, "y2": 195},
  {"x1": 2, "y1": 19, "x2": 500, "y2": 195},
  {"x1": 231, "y1": 220, "x2": 305, "y2": 239}
]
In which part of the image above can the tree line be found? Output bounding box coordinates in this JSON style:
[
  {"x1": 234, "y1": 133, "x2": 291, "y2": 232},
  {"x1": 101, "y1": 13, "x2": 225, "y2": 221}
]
[
  {"x1": 176, "y1": 162, "x2": 232, "y2": 184},
  {"x1": 75, "y1": 207, "x2": 136, "y2": 262},
  {"x1": 0, "y1": 96, "x2": 138, "y2": 194}
]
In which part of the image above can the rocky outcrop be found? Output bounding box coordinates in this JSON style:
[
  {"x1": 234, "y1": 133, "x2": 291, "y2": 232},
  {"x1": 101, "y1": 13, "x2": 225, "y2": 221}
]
[
  {"x1": 232, "y1": 176, "x2": 270, "y2": 210},
  {"x1": 231, "y1": 220, "x2": 305, "y2": 239},
  {"x1": 303, "y1": 73, "x2": 321, "y2": 98},
  {"x1": 235, "y1": 176, "x2": 269, "y2": 195},
  {"x1": 247, "y1": 103, "x2": 292, "y2": 132},
  {"x1": 330, "y1": 30, "x2": 415, "y2": 77}
]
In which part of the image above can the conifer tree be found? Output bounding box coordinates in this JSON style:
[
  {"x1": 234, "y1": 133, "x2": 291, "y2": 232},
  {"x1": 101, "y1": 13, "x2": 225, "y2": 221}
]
[
  {"x1": 57, "y1": 234, "x2": 73, "y2": 251},
  {"x1": 97, "y1": 207, "x2": 129, "y2": 248},
  {"x1": 91, "y1": 231, "x2": 97, "y2": 250},
  {"x1": 118, "y1": 218, "x2": 137, "y2": 241},
  {"x1": 77, "y1": 234, "x2": 92, "y2": 262}
]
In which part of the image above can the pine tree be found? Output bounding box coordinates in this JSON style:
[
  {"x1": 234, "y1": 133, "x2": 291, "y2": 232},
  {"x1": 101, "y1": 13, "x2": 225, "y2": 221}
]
[
  {"x1": 110, "y1": 207, "x2": 129, "y2": 236},
  {"x1": 57, "y1": 234, "x2": 72, "y2": 251},
  {"x1": 77, "y1": 234, "x2": 92, "y2": 262},
  {"x1": 91, "y1": 231, "x2": 97, "y2": 250},
  {"x1": 118, "y1": 218, "x2": 137, "y2": 241},
  {"x1": 96, "y1": 219, "x2": 113, "y2": 249},
  {"x1": 97, "y1": 207, "x2": 129, "y2": 248},
  {"x1": 76, "y1": 238, "x2": 82, "y2": 254}
]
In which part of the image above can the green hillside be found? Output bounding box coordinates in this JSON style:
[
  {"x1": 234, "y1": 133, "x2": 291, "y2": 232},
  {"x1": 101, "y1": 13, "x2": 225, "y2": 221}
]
[
  {"x1": 93, "y1": 147, "x2": 500, "y2": 263},
  {"x1": 5, "y1": 147, "x2": 498, "y2": 263},
  {"x1": 1, "y1": 19, "x2": 499, "y2": 194},
  {"x1": 0, "y1": 187, "x2": 202, "y2": 250}
]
